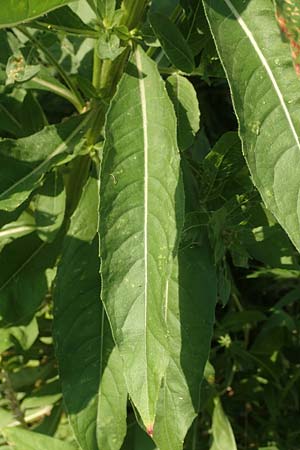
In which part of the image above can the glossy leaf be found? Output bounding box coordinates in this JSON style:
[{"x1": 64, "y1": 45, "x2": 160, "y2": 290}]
[
  {"x1": 0, "y1": 0, "x2": 75, "y2": 28},
  {"x1": 2, "y1": 427, "x2": 77, "y2": 450},
  {"x1": 166, "y1": 74, "x2": 200, "y2": 150},
  {"x1": 0, "y1": 115, "x2": 89, "y2": 212},
  {"x1": 149, "y1": 12, "x2": 195, "y2": 73},
  {"x1": 210, "y1": 397, "x2": 237, "y2": 450},
  {"x1": 34, "y1": 170, "x2": 66, "y2": 242},
  {"x1": 99, "y1": 46, "x2": 184, "y2": 429},
  {"x1": 153, "y1": 238, "x2": 217, "y2": 450},
  {"x1": 203, "y1": 0, "x2": 300, "y2": 253},
  {"x1": 54, "y1": 176, "x2": 127, "y2": 450}
]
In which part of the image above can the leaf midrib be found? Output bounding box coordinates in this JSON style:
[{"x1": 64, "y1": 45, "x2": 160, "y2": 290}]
[{"x1": 222, "y1": 0, "x2": 300, "y2": 151}]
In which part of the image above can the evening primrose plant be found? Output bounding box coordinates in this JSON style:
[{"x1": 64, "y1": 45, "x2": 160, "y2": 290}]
[{"x1": 0, "y1": 1, "x2": 300, "y2": 449}]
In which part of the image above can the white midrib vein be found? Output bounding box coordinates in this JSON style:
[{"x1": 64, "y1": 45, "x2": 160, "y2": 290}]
[
  {"x1": 136, "y1": 48, "x2": 150, "y2": 418},
  {"x1": 223, "y1": 0, "x2": 300, "y2": 150}
]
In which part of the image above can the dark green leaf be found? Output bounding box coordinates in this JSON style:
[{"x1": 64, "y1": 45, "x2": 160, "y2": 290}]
[
  {"x1": 149, "y1": 12, "x2": 195, "y2": 73},
  {"x1": 33, "y1": 6, "x2": 97, "y2": 36},
  {"x1": 0, "y1": 234, "x2": 60, "y2": 326}
]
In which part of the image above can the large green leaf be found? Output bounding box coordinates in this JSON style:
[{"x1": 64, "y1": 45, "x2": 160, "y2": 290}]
[
  {"x1": 0, "y1": 0, "x2": 75, "y2": 28},
  {"x1": 153, "y1": 237, "x2": 216, "y2": 450},
  {"x1": 54, "y1": 176, "x2": 127, "y2": 450},
  {"x1": 2, "y1": 427, "x2": 77, "y2": 450},
  {"x1": 99, "y1": 46, "x2": 184, "y2": 430},
  {"x1": 0, "y1": 115, "x2": 89, "y2": 212},
  {"x1": 203, "y1": 0, "x2": 300, "y2": 253}
]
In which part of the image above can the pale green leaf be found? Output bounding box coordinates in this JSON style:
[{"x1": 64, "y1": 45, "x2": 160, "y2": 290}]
[
  {"x1": 153, "y1": 239, "x2": 216, "y2": 450},
  {"x1": 0, "y1": 0, "x2": 76, "y2": 28},
  {"x1": 209, "y1": 397, "x2": 237, "y2": 450},
  {"x1": 2, "y1": 427, "x2": 77, "y2": 450},
  {"x1": 0, "y1": 115, "x2": 89, "y2": 212},
  {"x1": 54, "y1": 176, "x2": 127, "y2": 450},
  {"x1": 149, "y1": 12, "x2": 195, "y2": 73},
  {"x1": 166, "y1": 74, "x2": 200, "y2": 151},
  {"x1": 203, "y1": 0, "x2": 300, "y2": 253},
  {"x1": 34, "y1": 171, "x2": 66, "y2": 242},
  {"x1": 99, "y1": 46, "x2": 185, "y2": 429}
]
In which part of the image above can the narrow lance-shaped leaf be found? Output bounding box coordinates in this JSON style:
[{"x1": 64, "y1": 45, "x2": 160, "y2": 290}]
[
  {"x1": 99, "y1": 46, "x2": 185, "y2": 430},
  {"x1": 0, "y1": 0, "x2": 75, "y2": 28},
  {"x1": 203, "y1": 0, "x2": 300, "y2": 253},
  {"x1": 54, "y1": 176, "x2": 127, "y2": 450},
  {"x1": 0, "y1": 114, "x2": 89, "y2": 212},
  {"x1": 153, "y1": 235, "x2": 217, "y2": 450}
]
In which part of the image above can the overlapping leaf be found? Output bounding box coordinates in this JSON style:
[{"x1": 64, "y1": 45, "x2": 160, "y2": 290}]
[
  {"x1": 203, "y1": 0, "x2": 300, "y2": 253},
  {"x1": 54, "y1": 177, "x2": 127, "y2": 450},
  {"x1": 166, "y1": 74, "x2": 200, "y2": 151},
  {"x1": 153, "y1": 239, "x2": 217, "y2": 450},
  {"x1": 99, "y1": 46, "x2": 184, "y2": 430}
]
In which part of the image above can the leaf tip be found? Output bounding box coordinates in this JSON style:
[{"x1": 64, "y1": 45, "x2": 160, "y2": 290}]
[{"x1": 146, "y1": 425, "x2": 154, "y2": 438}]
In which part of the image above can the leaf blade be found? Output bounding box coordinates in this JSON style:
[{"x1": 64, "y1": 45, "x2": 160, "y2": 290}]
[
  {"x1": 153, "y1": 236, "x2": 217, "y2": 450},
  {"x1": 99, "y1": 46, "x2": 185, "y2": 428}
]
